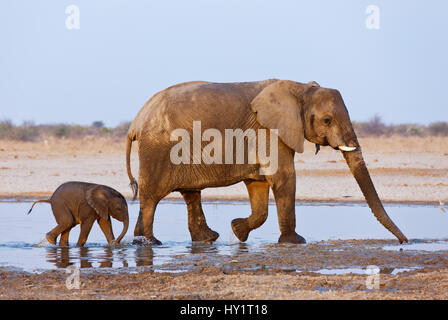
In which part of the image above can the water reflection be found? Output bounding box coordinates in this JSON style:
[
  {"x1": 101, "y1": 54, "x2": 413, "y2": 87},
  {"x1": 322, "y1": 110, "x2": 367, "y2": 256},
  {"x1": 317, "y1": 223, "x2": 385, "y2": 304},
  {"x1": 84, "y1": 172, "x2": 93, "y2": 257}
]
[
  {"x1": 41, "y1": 241, "x2": 258, "y2": 270},
  {"x1": 235, "y1": 242, "x2": 250, "y2": 254},
  {"x1": 45, "y1": 246, "x2": 131, "y2": 269},
  {"x1": 46, "y1": 247, "x2": 71, "y2": 268},
  {"x1": 1, "y1": 201, "x2": 448, "y2": 272},
  {"x1": 134, "y1": 246, "x2": 154, "y2": 267},
  {"x1": 187, "y1": 243, "x2": 219, "y2": 255}
]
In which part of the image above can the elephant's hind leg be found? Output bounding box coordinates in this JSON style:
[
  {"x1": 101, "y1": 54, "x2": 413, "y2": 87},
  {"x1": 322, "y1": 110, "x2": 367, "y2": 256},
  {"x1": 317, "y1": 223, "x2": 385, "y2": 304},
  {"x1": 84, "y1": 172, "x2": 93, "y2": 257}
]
[
  {"x1": 181, "y1": 191, "x2": 219, "y2": 242},
  {"x1": 133, "y1": 198, "x2": 161, "y2": 245},
  {"x1": 231, "y1": 181, "x2": 269, "y2": 242},
  {"x1": 59, "y1": 223, "x2": 75, "y2": 247},
  {"x1": 134, "y1": 209, "x2": 144, "y2": 237},
  {"x1": 47, "y1": 203, "x2": 75, "y2": 245}
]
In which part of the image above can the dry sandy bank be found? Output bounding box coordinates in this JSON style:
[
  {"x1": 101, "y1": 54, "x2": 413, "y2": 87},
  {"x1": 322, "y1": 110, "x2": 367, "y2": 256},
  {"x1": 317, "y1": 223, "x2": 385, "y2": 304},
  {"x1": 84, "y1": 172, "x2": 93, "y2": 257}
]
[{"x1": 1, "y1": 136, "x2": 447, "y2": 204}]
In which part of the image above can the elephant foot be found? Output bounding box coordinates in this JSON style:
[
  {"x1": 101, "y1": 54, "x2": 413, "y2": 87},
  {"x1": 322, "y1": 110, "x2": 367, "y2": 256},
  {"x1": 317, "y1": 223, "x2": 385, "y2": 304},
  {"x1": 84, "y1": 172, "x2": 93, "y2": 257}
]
[
  {"x1": 132, "y1": 236, "x2": 162, "y2": 246},
  {"x1": 46, "y1": 233, "x2": 57, "y2": 245},
  {"x1": 278, "y1": 232, "x2": 306, "y2": 244},
  {"x1": 231, "y1": 218, "x2": 250, "y2": 242},
  {"x1": 191, "y1": 227, "x2": 219, "y2": 242}
]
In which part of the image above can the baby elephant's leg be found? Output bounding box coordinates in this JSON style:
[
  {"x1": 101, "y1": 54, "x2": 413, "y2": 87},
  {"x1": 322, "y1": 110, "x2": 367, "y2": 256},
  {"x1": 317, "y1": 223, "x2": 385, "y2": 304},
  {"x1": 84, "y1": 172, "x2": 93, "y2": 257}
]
[
  {"x1": 47, "y1": 202, "x2": 75, "y2": 245},
  {"x1": 59, "y1": 223, "x2": 75, "y2": 246},
  {"x1": 97, "y1": 217, "x2": 115, "y2": 244},
  {"x1": 76, "y1": 216, "x2": 96, "y2": 247}
]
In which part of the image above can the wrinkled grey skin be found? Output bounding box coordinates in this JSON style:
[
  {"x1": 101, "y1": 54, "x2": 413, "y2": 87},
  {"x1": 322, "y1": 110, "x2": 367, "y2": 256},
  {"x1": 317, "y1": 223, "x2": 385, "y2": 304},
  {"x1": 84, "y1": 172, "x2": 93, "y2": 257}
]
[
  {"x1": 126, "y1": 80, "x2": 408, "y2": 245},
  {"x1": 28, "y1": 181, "x2": 129, "y2": 247}
]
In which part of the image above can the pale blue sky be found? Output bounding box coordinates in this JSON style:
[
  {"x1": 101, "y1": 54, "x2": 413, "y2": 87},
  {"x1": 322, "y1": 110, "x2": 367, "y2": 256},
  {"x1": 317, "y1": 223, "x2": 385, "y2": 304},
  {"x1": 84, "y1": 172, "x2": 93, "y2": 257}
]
[{"x1": 0, "y1": 0, "x2": 446, "y2": 126}]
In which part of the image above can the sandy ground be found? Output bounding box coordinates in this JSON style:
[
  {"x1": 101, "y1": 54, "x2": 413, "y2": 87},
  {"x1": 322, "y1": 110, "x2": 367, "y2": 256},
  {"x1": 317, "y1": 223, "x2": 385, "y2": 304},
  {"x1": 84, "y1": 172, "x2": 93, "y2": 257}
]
[
  {"x1": 4, "y1": 268, "x2": 448, "y2": 300},
  {"x1": 1, "y1": 136, "x2": 448, "y2": 300},
  {"x1": 1, "y1": 136, "x2": 447, "y2": 203},
  {"x1": 1, "y1": 239, "x2": 448, "y2": 300}
]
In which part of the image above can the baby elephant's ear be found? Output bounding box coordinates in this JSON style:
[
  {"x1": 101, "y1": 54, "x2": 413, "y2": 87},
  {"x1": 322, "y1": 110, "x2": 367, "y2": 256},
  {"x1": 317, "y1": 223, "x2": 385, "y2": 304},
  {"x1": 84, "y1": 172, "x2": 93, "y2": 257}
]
[{"x1": 86, "y1": 186, "x2": 109, "y2": 220}]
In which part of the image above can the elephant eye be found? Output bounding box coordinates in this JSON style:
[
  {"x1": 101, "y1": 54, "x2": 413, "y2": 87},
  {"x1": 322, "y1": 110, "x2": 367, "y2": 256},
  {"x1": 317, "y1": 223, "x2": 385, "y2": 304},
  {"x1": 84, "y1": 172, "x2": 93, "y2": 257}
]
[{"x1": 323, "y1": 117, "x2": 332, "y2": 125}]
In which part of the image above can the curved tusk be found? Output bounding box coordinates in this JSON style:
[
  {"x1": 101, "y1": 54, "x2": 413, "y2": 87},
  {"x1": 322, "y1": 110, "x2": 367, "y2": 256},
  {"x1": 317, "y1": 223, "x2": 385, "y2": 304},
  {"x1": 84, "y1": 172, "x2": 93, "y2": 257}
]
[{"x1": 338, "y1": 145, "x2": 357, "y2": 152}]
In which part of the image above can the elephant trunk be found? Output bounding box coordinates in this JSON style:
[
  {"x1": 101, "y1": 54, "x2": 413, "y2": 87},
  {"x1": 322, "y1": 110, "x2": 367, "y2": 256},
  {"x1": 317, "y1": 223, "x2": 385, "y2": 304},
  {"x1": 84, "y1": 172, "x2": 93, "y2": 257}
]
[
  {"x1": 343, "y1": 150, "x2": 408, "y2": 243},
  {"x1": 114, "y1": 216, "x2": 129, "y2": 244}
]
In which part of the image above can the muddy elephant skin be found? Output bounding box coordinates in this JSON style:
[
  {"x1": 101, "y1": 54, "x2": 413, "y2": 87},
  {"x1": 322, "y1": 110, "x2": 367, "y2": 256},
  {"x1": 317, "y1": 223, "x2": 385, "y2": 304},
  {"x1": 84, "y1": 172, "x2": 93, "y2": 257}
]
[{"x1": 126, "y1": 80, "x2": 407, "y2": 245}]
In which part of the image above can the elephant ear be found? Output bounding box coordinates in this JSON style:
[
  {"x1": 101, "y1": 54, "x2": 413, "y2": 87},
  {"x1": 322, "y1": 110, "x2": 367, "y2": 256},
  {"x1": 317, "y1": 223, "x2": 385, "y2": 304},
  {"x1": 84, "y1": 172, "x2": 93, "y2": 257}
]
[
  {"x1": 251, "y1": 80, "x2": 318, "y2": 153},
  {"x1": 86, "y1": 186, "x2": 109, "y2": 220}
]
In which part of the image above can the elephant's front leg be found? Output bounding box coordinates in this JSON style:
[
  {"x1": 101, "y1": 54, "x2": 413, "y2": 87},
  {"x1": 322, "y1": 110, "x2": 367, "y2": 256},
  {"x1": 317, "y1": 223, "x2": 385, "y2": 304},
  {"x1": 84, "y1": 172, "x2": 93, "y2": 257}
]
[
  {"x1": 76, "y1": 216, "x2": 96, "y2": 247},
  {"x1": 265, "y1": 150, "x2": 305, "y2": 244},
  {"x1": 231, "y1": 180, "x2": 269, "y2": 242},
  {"x1": 181, "y1": 191, "x2": 219, "y2": 242},
  {"x1": 97, "y1": 218, "x2": 115, "y2": 245}
]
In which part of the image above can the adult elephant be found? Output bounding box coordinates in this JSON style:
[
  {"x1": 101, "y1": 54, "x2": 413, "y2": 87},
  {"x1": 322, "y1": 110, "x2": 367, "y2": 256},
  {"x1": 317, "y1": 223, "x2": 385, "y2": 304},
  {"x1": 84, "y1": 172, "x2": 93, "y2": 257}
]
[{"x1": 126, "y1": 79, "x2": 408, "y2": 245}]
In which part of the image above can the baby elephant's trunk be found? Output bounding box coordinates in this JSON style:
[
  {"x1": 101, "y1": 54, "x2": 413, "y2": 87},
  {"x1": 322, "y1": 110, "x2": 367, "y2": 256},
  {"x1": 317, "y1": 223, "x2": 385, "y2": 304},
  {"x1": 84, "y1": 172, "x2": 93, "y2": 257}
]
[{"x1": 114, "y1": 216, "x2": 129, "y2": 244}]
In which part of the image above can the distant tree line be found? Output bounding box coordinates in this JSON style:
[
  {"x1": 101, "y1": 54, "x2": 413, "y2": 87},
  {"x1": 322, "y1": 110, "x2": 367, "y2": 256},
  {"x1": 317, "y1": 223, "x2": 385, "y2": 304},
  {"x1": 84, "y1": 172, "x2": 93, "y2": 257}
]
[
  {"x1": 0, "y1": 116, "x2": 447, "y2": 142},
  {"x1": 352, "y1": 115, "x2": 448, "y2": 137},
  {"x1": 0, "y1": 120, "x2": 130, "y2": 142}
]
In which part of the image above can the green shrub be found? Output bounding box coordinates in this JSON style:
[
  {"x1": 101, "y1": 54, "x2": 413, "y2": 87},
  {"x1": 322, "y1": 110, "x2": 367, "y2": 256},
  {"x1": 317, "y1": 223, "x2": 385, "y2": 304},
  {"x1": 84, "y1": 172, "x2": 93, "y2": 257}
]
[
  {"x1": 406, "y1": 125, "x2": 425, "y2": 137},
  {"x1": 70, "y1": 125, "x2": 88, "y2": 137},
  {"x1": 54, "y1": 125, "x2": 70, "y2": 138},
  {"x1": 100, "y1": 127, "x2": 112, "y2": 135},
  {"x1": 112, "y1": 121, "x2": 131, "y2": 136},
  {"x1": 0, "y1": 120, "x2": 14, "y2": 139},
  {"x1": 428, "y1": 122, "x2": 448, "y2": 136},
  {"x1": 361, "y1": 114, "x2": 387, "y2": 136},
  {"x1": 12, "y1": 121, "x2": 39, "y2": 141},
  {"x1": 92, "y1": 121, "x2": 105, "y2": 128}
]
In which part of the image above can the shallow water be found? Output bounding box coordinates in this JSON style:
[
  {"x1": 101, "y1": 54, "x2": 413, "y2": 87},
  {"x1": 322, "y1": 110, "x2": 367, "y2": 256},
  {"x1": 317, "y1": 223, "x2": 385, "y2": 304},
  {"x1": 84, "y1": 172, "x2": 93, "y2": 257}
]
[
  {"x1": 0, "y1": 200, "x2": 447, "y2": 273},
  {"x1": 310, "y1": 267, "x2": 418, "y2": 275}
]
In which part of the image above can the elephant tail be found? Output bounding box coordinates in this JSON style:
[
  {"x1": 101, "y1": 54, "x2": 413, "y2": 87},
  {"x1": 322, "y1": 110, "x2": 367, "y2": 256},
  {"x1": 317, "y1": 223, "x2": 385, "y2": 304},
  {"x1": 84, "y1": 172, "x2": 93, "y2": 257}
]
[
  {"x1": 126, "y1": 132, "x2": 138, "y2": 200},
  {"x1": 27, "y1": 199, "x2": 51, "y2": 215}
]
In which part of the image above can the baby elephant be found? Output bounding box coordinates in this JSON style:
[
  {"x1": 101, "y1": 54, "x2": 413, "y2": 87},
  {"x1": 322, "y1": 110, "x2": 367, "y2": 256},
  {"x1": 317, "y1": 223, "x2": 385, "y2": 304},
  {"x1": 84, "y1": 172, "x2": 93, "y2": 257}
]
[{"x1": 28, "y1": 181, "x2": 129, "y2": 247}]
